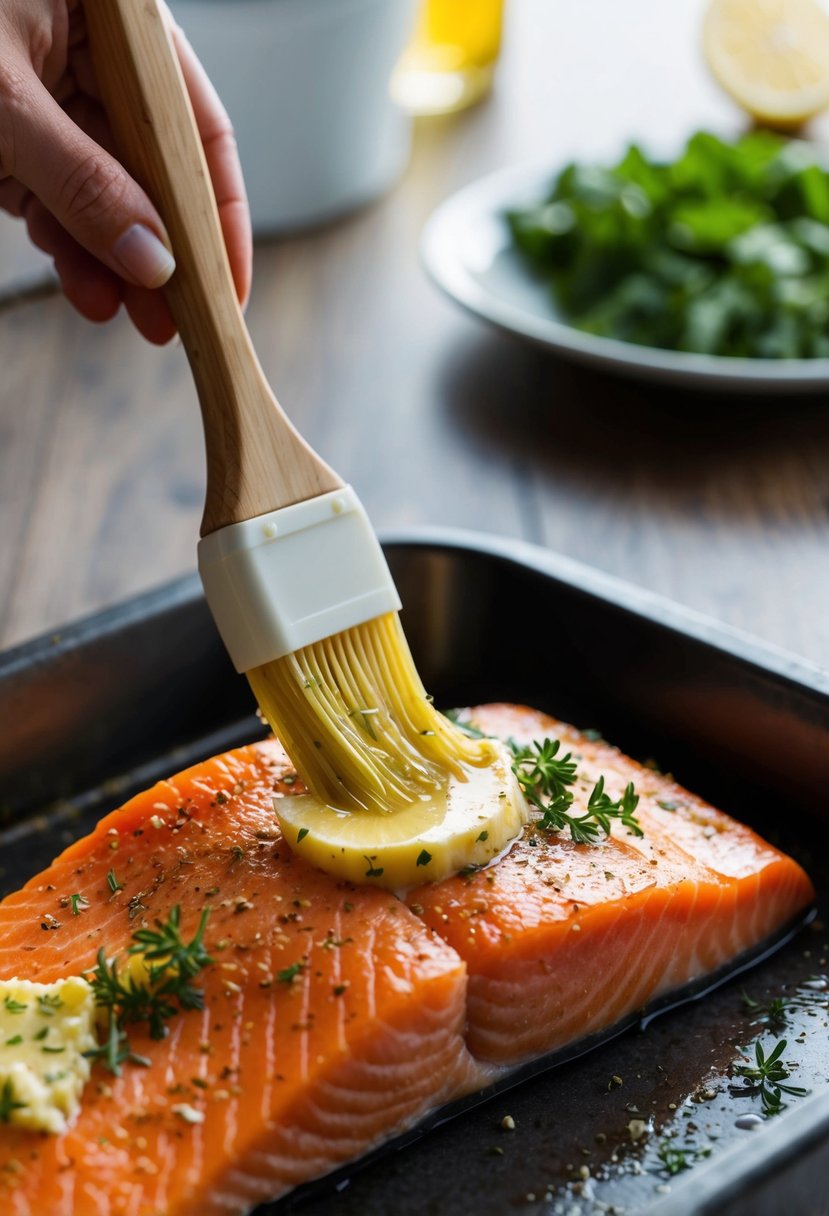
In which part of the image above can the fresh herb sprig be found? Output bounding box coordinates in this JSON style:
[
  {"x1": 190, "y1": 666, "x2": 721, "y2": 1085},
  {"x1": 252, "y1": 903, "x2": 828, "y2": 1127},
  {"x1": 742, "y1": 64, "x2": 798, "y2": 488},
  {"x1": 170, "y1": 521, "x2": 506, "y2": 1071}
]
[
  {"x1": 509, "y1": 737, "x2": 643, "y2": 844},
  {"x1": 742, "y1": 985, "x2": 827, "y2": 1028},
  {"x1": 82, "y1": 1016, "x2": 150, "y2": 1076},
  {"x1": 730, "y1": 1039, "x2": 810, "y2": 1116},
  {"x1": 86, "y1": 905, "x2": 212, "y2": 1072},
  {"x1": 742, "y1": 991, "x2": 797, "y2": 1029},
  {"x1": 128, "y1": 905, "x2": 212, "y2": 1006},
  {"x1": 446, "y1": 711, "x2": 643, "y2": 843}
]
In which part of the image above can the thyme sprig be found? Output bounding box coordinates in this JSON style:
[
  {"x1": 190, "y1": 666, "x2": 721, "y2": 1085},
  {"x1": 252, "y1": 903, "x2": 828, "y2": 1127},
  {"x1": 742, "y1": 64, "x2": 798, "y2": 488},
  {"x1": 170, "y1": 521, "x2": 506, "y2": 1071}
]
[
  {"x1": 742, "y1": 990, "x2": 788, "y2": 1027},
  {"x1": 730, "y1": 1039, "x2": 810, "y2": 1116},
  {"x1": 509, "y1": 738, "x2": 643, "y2": 844},
  {"x1": 129, "y1": 905, "x2": 213, "y2": 1004},
  {"x1": 445, "y1": 711, "x2": 643, "y2": 843},
  {"x1": 742, "y1": 985, "x2": 828, "y2": 1029},
  {"x1": 82, "y1": 1016, "x2": 150, "y2": 1076},
  {"x1": 86, "y1": 906, "x2": 212, "y2": 1072}
]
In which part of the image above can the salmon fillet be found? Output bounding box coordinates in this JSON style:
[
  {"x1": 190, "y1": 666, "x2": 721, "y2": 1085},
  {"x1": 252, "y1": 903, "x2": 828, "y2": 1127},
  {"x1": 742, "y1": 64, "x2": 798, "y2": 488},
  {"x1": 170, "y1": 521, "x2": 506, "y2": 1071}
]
[
  {"x1": 0, "y1": 705, "x2": 814, "y2": 1214},
  {"x1": 0, "y1": 740, "x2": 481, "y2": 1216},
  {"x1": 408, "y1": 705, "x2": 815, "y2": 1064}
]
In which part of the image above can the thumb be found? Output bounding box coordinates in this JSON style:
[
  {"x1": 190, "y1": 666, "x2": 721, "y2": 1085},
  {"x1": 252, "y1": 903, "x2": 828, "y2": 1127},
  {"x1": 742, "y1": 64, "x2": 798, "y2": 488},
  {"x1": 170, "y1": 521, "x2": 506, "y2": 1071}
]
[{"x1": 9, "y1": 72, "x2": 176, "y2": 289}]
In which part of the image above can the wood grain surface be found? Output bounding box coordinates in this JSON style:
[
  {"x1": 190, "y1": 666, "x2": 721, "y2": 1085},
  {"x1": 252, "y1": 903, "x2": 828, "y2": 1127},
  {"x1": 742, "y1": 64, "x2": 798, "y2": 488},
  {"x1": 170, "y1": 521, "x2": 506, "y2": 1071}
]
[{"x1": 1, "y1": 0, "x2": 828, "y2": 670}]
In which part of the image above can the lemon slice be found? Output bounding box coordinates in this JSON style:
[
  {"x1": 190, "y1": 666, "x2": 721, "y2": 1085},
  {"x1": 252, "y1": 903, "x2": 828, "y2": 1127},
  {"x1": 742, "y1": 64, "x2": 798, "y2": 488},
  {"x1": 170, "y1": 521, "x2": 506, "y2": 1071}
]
[
  {"x1": 703, "y1": 0, "x2": 829, "y2": 127},
  {"x1": 275, "y1": 742, "x2": 528, "y2": 889}
]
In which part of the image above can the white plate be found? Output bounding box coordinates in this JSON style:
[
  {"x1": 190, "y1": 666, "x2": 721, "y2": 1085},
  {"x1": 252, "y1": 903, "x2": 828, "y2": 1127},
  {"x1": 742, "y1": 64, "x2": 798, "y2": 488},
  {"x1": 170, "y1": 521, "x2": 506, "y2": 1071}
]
[{"x1": 421, "y1": 161, "x2": 829, "y2": 393}]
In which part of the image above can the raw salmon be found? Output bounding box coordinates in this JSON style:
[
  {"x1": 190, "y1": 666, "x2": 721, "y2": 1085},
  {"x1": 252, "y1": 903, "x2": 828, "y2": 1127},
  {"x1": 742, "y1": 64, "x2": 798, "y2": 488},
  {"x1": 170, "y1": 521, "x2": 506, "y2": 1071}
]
[
  {"x1": 0, "y1": 740, "x2": 481, "y2": 1215},
  {"x1": 408, "y1": 705, "x2": 815, "y2": 1064},
  {"x1": 0, "y1": 705, "x2": 814, "y2": 1214}
]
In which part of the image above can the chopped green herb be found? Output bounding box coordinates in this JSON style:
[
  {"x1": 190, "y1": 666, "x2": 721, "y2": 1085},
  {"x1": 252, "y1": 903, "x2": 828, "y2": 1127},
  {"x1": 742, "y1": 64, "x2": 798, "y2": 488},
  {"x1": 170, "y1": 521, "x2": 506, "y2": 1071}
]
[
  {"x1": 4, "y1": 1035, "x2": 22, "y2": 1047},
  {"x1": 0, "y1": 1079, "x2": 26, "y2": 1122},
  {"x1": 215, "y1": 791, "x2": 228, "y2": 806},
  {"x1": 416, "y1": 849, "x2": 432, "y2": 867},
  {"x1": 363, "y1": 856, "x2": 384, "y2": 879},
  {"x1": 476, "y1": 830, "x2": 489, "y2": 843},
  {"x1": 657, "y1": 800, "x2": 678, "y2": 812},
  {"x1": 229, "y1": 845, "x2": 245, "y2": 864},
  {"x1": 297, "y1": 827, "x2": 309, "y2": 844},
  {"x1": 276, "y1": 961, "x2": 305, "y2": 984},
  {"x1": 107, "y1": 869, "x2": 124, "y2": 894},
  {"x1": 459, "y1": 863, "x2": 481, "y2": 878},
  {"x1": 32, "y1": 1026, "x2": 49, "y2": 1041},
  {"x1": 3, "y1": 996, "x2": 26, "y2": 1015},
  {"x1": 69, "y1": 893, "x2": 89, "y2": 916},
  {"x1": 37, "y1": 994, "x2": 64, "y2": 1016},
  {"x1": 41, "y1": 1045, "x2": 66, "y2": 1054}
]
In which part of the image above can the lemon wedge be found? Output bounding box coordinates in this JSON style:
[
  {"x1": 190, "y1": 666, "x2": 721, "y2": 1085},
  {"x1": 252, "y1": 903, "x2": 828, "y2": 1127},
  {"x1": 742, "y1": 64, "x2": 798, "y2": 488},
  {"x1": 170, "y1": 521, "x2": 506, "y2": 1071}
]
[
  {"x1": 703, "y1": 0, "x2": 829, "y2": 127},
  {"x1": 274, "y1": 742, "x2": 528, "y2": 889}
]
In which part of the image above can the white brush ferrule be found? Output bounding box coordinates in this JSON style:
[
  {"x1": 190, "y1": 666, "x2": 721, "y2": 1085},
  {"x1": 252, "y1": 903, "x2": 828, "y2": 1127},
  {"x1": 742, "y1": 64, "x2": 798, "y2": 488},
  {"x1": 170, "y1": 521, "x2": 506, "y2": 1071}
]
[{"x1": 197, "y1": 487, "x2": 401, "y2": 673}]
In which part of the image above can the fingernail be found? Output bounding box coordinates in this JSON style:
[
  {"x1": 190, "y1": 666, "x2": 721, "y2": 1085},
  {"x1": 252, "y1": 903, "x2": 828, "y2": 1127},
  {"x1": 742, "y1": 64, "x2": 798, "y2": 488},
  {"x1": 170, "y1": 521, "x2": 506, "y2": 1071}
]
[{"x1": 113, "y1": 224, "x2": 175, "y2": 288}]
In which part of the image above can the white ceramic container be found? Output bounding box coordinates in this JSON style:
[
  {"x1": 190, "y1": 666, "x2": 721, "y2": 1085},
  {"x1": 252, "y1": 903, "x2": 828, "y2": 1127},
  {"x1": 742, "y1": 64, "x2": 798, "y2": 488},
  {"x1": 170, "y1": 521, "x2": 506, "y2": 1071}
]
[{"x1": 172, "y1": 0, "x2": 417, "y2": 234}]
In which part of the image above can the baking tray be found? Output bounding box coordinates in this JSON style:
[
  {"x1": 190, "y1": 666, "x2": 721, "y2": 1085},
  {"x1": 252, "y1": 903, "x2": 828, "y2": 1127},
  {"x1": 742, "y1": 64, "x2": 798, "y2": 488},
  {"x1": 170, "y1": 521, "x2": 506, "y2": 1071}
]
[{"x1": 2, "y1": 530, "x2": 829, "y2": 1216}]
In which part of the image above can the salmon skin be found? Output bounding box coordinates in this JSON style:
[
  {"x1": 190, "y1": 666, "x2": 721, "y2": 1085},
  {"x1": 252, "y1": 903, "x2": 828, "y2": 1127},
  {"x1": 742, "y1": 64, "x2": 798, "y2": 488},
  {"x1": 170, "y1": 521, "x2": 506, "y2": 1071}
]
[{"x1": 0, "y1": 705, "x2": 814, "y2": 1215}]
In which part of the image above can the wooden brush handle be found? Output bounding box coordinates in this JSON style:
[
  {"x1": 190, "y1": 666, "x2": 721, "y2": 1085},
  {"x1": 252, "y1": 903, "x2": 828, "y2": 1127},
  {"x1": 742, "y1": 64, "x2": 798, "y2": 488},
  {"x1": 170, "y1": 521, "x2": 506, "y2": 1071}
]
[{"x1": 84, "y1": 0, "x2": 342, "y2": 535}]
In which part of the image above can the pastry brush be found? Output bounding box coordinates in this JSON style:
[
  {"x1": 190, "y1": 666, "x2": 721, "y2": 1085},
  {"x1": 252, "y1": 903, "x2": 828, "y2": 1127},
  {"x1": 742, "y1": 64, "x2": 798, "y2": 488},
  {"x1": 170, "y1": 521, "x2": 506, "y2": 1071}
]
[{"x1": 84, "y1": 0, "x2": 494, "y2": 813}]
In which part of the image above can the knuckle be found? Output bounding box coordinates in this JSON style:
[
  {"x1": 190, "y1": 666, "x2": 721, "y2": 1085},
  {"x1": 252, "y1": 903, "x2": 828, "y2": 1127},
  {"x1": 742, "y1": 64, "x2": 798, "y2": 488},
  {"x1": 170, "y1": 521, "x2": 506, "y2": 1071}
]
[
  {"x1": 28, "y1": 21, "x2": 54, "y2": 78},
  {"x1": 57, "y1": 153, "x2": 127, "y2": 227},
  {"x1": 203, "y1": 118, "x2": 237, "y2": 153}
]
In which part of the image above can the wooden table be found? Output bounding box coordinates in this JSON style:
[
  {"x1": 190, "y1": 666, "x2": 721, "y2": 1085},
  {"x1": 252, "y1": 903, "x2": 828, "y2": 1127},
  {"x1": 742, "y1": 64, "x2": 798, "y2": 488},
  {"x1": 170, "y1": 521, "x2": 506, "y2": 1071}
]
[{"x1": 2, "y1": 0, "x2": 828, "y2": 671}]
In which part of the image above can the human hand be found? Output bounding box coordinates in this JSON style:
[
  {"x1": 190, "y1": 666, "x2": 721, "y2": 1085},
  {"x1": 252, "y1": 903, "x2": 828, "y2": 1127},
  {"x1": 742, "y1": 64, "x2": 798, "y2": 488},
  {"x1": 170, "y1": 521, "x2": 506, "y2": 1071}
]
[{"x1": 0, "y1": 0, "x2": 251, "y2": 344}]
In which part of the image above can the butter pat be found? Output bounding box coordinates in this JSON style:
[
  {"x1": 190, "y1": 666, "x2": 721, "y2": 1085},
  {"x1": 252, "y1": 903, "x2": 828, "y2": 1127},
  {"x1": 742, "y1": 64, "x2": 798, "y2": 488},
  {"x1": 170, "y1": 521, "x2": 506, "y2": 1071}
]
[
  {"x1": 275, "y1": 741, "x2": 529, "y2": 889},
  {"x1": 0, "y1": 976, "x2": 97, "y2": 1133}
]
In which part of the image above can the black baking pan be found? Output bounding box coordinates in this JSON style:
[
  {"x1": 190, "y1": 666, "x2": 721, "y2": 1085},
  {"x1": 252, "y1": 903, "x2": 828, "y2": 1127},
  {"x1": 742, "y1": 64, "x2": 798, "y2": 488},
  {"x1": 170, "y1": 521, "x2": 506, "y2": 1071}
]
[{"x1": 1, "y1": 531, "x2": 828, "y2": 1216}]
